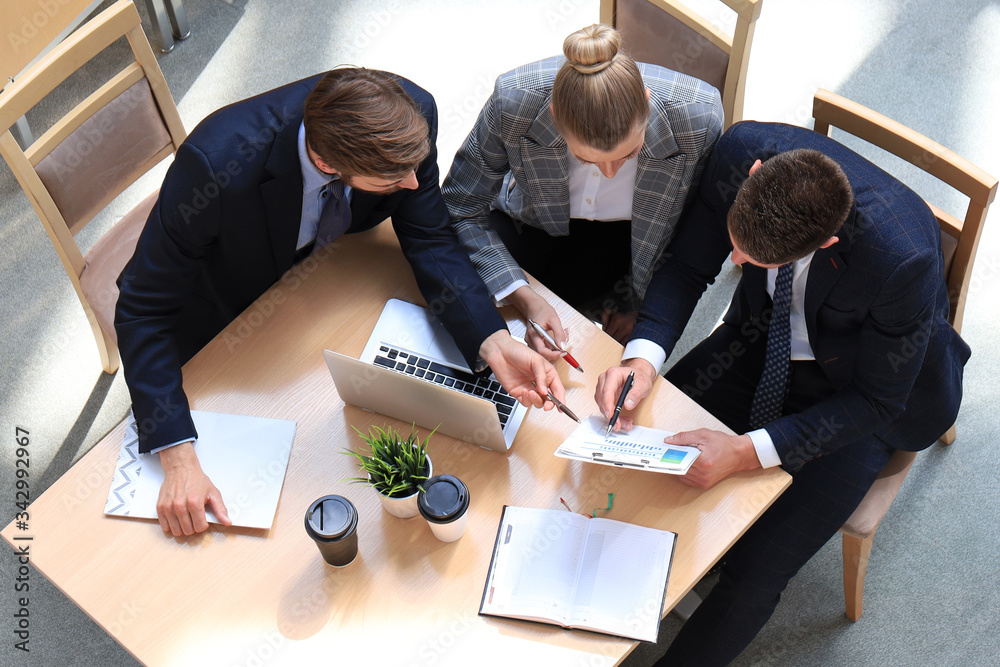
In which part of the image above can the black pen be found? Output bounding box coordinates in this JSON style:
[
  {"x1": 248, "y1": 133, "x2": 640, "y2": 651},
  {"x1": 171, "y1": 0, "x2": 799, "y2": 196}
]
[{"x1": 605, "y1": 371, "x2": 635, "y2": 437}]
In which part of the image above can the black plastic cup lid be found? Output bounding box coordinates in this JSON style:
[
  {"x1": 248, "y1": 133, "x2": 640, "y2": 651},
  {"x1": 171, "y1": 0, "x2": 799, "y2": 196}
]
[
  {"x1": 304, "y1": 495, "x2": 357, "y2": 541},
  {"x1": 418, "y1": 475, "x2": 470, "y2": 523}
]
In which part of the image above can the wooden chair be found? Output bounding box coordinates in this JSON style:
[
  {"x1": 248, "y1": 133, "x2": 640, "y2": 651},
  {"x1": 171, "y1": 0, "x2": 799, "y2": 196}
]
[
  {"x1": 600, "y1": 0, "x2": 763, "y2": 128},
  {"x1": 0, "y1": 0, "x2": 185, "y2": 374},
  {"x1": 812, "y1": 88, "x2": 998, "y2": 621}
]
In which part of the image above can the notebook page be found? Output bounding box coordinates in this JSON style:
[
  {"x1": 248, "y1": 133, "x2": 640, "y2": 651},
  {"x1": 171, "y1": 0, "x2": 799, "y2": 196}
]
[
  {"x1": 482, "y1": 507, "x2": 589, "y2": 625},
  {"x1": 568, "y1": 518, "x2": 675, "y2": 641}
]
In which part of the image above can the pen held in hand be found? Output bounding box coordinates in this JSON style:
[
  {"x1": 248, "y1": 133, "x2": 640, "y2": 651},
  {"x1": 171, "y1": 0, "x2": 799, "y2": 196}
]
[
  {"x1": 527, "y1": 318, "x2": 584, "y2": 373},
  {"x1": 605, "y1": 370, "x2": 635, "y2": 437},
  {"x1": 531, "y1": 379, "x2": 580, "y2": 423},
  {"x1": 546, "y1": 391, "x2": 581, "y2": 423}
]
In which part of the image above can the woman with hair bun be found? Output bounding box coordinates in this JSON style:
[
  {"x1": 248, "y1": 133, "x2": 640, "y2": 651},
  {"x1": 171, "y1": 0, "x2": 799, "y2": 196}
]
[{"x1": 443, "y1": 23, "x2": 722, "y2": 355}]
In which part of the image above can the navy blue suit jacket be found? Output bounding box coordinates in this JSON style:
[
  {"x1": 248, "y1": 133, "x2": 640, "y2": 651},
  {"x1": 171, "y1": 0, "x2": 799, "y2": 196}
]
[
  {"x1": 634, "y1": 121, "x2": 970, "y2": 467},
  {"x1": 116, "y1": 73, "x2": 506, "y2": 453}
]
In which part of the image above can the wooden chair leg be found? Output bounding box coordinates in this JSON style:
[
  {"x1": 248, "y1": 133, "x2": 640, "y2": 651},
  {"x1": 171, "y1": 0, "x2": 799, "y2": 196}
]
[
  {"x1": 91, "y1": 319, "x2": 120, "y2": 374},
  {"x1": 843, "y1": 532, "x2": 874, "y2": 621},
  {"x1": 77, "y1": 285, "x2": 120, "y2": 374},
  {"x1": 940, "y1": 424, "x2": 957, "y2": 445}
]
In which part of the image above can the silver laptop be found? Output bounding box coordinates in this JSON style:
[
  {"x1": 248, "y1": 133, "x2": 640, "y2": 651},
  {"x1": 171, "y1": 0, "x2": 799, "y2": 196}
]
[{"x1": 323, "y1": 299, "x2": 528, "y2": 452}]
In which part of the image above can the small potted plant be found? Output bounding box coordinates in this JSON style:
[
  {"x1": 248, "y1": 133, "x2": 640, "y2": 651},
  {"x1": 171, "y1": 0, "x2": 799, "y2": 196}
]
[{"x1": 346, "y1": 424, "x2": 433, "y2": 518}]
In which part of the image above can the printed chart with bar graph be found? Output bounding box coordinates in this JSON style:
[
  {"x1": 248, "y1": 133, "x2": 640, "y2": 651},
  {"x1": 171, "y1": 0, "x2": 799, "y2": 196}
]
[{"x1": 555, "y1": 416, "x2": 701, "y2": 474}]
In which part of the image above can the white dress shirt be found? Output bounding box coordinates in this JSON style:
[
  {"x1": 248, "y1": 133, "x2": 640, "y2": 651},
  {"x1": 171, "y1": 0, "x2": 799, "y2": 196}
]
[
  {"x1": 493, "y1": 148, "x2": 638, "y2": 302},
  {"x1": 623, "y1": 251, "x2": 817, "y2": 468}
]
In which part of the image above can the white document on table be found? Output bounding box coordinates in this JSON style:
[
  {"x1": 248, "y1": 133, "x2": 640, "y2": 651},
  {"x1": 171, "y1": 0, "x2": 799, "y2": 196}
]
[
  {"x1": 104, "y1": 410, "x2": 296, "y2": 529},
  {"x1": 555, "y1": 416, "x2": 700, "y2": 474}
]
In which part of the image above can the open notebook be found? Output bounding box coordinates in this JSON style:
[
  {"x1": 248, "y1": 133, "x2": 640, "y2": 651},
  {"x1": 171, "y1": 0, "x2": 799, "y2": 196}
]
[{"x1": 480, "y1": 505, "x2": 676, "y2": 642}]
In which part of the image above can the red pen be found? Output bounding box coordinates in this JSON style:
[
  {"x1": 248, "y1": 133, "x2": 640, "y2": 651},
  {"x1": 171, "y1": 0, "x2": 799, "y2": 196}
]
[{"x1": 527, "y1": 319, "x2": 585, "y2": 373}]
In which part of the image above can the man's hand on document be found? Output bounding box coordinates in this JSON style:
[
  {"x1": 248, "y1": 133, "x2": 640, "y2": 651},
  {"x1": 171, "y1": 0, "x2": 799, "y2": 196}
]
[{"x1": 157, "y1": 442, "x2": 232, "y2": 536}]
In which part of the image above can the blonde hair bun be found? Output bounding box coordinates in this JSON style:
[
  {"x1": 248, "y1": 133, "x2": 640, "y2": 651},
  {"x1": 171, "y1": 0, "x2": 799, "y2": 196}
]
[
  {"x1": 563, "y1": 24, "x2": 622, "y2": 75},
  {"x1": 553, "y1": 23, "x2": 647, "y2": 150}
]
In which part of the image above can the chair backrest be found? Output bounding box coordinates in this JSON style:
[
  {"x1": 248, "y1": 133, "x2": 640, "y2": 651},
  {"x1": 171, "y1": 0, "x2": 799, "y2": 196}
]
[
  {"x1": 0, "y1": 0, "x2": 185, "y2": 373},
  {"x1": 0, "y1": 0, "x2": 185, "y2": 271},
  {"x1": 1, "y1": 0, "x2": 101, "y2": 83},
  {"x1": 812, "y1": 88, "x2": 998, "y2": 333},
  {"x1": 600, "y1": 0, "x2": 762, "y2": 128}
]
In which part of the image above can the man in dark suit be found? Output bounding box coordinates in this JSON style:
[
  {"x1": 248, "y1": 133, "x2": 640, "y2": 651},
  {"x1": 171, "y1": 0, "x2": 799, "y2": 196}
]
[
  {"x1": 595, "y1": 121, "x2": 970, "y2": 664},
  {"x1": 116, "y1": 68, "x2": 563, "y2": 538}
]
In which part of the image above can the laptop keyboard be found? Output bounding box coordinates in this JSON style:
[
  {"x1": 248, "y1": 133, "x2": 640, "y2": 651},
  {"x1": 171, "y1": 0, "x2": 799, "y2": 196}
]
[{"x1": 373, "y1": 345, "x2": 518, "y2": 427}]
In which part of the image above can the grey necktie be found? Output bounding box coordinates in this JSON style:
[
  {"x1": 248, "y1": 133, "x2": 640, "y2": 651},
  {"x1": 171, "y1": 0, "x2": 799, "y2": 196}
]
[
  {"x1": 314, "y1": 179, "x2": 351, "y2": 249},
  {"x1": 749, "y1": 263, "x2": 794, "y2": 430}
]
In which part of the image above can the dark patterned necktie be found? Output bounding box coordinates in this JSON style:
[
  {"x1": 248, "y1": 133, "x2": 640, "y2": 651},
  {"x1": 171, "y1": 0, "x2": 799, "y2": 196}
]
[
  {"x1": 314, "y1": 179, "x2": 351, "y2": 249},
  {"x1": 749, "y1": 262, "x2": 794, "y2": 430}
]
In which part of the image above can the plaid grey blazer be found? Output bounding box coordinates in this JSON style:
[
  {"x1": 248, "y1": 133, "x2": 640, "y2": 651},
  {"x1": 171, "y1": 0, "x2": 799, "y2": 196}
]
[{"x1": 441, "y1": 56, "x2": 723, "y2": 309}]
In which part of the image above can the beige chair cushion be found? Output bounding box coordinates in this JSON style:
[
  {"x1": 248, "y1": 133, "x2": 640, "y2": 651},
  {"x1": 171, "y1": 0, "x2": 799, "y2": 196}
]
[
  {"x1": 35, "y1": 79, "x2": 171, "y2": 234},
  {"x1": 841, "y1": 449, "x2": 917, "y2": 539},
  {"x1": 80, "y1": 189, "x2": 159, "y2": 344},
  {"x1": 616, "y1": 0, "x2": 730, "y2": 93}
]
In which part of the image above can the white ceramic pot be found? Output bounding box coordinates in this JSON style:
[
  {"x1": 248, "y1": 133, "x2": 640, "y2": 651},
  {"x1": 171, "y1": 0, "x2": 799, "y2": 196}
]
[{"x1": 376, "y1": 454, "x2": 432, "y2": 519}]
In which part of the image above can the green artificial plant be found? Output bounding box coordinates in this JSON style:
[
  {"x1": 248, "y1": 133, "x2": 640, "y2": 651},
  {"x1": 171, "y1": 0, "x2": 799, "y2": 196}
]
[{"x1": 346, "y1": 424, "x2": 433, "y2": 498}]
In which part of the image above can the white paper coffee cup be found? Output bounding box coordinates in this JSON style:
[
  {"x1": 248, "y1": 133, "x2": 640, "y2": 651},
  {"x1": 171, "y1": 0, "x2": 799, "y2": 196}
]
[{"x1": 418, "y1": 475, "x2": 470, "y2": 542}]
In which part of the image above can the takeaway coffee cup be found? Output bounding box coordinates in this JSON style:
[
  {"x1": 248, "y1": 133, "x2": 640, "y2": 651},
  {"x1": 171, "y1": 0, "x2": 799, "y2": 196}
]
[
  {"x1": 304, "y1": 495, "x2": 359, "y2": 566},
  {"x1": 418, "y1": 475, "x2": 470, "y2": 542}
]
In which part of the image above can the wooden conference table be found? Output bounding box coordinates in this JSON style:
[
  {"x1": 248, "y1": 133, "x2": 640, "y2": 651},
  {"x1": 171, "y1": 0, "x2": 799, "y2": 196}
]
[{"x1": 3, "y1": 224, "x2": 790, "y2": 666}]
